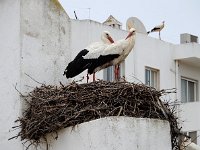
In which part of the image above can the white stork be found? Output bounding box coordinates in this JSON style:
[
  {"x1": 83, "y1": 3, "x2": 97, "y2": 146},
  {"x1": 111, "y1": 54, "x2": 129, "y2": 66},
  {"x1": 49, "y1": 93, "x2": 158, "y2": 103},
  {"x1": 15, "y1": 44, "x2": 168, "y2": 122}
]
[
  {"x1": 147, "y1": 21, "x2": 165, "y2": 40},
  {"x1": 63, "y1": 31, "x2": 114, "y2": 82},
  {"x1": 86, "y1": 28, "x2": 136, "y2": 80}
]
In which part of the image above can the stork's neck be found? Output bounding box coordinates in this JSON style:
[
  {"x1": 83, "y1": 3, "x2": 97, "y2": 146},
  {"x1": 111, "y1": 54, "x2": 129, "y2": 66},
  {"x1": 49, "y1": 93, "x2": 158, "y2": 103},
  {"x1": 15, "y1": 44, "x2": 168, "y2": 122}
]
[
  {"x1": 161, "y1": 22, "x2": 165, "y2": 28},
  {"x1": 126, "y1": 34, "x2": 135, "y2": 46},
  {"x1": 101, "y1": 36, "x2": 112, "y2": 44},
  {"x1": 124, "y1": 34, "x2": 135, "y2": 55}
]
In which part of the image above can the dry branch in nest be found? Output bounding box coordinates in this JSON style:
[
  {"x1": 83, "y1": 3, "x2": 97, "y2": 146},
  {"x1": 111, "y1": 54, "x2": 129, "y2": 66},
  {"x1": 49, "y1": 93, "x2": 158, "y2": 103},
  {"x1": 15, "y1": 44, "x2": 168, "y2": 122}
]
[{"x1": 11, "y1": 80, "x2": 181, "y2": 149}]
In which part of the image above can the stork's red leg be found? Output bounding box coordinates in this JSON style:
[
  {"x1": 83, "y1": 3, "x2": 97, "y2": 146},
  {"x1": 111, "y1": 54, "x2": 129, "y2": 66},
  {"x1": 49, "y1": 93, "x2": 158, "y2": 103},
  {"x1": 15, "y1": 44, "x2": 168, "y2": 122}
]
[
  {"x1": 116, "y1": 66, "x2": 118, "y2": 81},
  {"x1": 116, "y1": 64, "x2": 120, "y2": 81},
  {"x1": 87, "y1": 74, "x2": 89, "y2": 83},
  {"x1": 114, "y1": 65, "x2": 120, "y2": 81},
  {"x1": 114, "y1": 65, "x2": 118, "y2": 81},
  {"x1": 93, "y1": 73, "x2": 95, "y2": 82}
]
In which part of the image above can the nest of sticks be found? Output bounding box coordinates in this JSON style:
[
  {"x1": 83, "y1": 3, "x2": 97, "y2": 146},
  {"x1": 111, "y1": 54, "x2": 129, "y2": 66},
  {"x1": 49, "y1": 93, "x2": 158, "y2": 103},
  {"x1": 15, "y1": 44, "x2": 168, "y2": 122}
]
[{"x1": 11, "y1": 80, "x2": 181, "y2": 149}]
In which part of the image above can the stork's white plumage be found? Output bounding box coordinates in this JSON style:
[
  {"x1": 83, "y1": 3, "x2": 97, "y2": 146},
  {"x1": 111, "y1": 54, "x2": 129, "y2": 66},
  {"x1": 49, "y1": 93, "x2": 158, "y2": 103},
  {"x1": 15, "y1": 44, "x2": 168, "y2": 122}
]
[
  {"x1": 85, "y1": 31, "x2": 114, "y2": 52},
  {"x1": 63, "y1": 31, "x2": 114, "y2": 80},
  {"x1": 87, "y1": 28, "x2": 136, "y2": 80},
  {"x1": 147, "y1": 21, "x2": 165, "y2": 40}
]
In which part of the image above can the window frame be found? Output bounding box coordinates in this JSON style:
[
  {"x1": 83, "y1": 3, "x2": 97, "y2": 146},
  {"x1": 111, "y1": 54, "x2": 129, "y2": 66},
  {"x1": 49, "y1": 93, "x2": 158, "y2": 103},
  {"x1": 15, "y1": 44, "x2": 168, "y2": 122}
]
[
  {"x1": 145, "y1": 67, "x2": 160, "y2": 90},
  {"x1": 181, "y1": 77, "x2": 198, "y2": 103}
]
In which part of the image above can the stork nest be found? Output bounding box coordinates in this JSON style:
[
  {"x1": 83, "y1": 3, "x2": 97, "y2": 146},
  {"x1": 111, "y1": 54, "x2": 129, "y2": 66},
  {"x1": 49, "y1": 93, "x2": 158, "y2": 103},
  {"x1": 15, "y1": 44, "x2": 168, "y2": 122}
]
[{"x1": 10, "y1": 80, "x2": 181, "y2": 149}]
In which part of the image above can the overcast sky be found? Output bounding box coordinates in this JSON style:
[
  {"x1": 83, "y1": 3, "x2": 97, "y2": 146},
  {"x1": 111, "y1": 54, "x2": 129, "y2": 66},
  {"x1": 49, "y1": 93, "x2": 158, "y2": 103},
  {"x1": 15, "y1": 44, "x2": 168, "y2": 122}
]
[{"x1": 59, "y1": 0, "x2": 200, "y2": 44}]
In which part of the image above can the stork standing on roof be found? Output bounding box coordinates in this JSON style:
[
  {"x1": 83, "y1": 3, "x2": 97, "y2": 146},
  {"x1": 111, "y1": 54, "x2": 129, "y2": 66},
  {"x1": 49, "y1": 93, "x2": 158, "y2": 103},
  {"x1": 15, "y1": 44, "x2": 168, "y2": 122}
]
[
  {"x1": 63, "y1": 31, "x2": 114, "y2": 82},
  {"x1": 86, "y1": 28, "x2": 136, "y2": 80},
  {"x1": 147, "y1": 21, "x2": 165, "y2": 40}
]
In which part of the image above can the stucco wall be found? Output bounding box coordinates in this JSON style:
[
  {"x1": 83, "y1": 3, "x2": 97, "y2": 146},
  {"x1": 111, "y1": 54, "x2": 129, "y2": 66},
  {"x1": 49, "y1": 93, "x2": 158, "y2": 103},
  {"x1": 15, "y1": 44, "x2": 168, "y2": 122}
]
[
  {"x1": 20, "y1": 0, "x2": 71, "y2": 94},
  {"x1": 38, "y1": 117, "x2": 172, "y2": 150},
  {"x1": 174, "y1": 43, "x2": 200, "y2": 59},
  {"x1": 0, "y1": 0, "x2": 71, "y2": 149},
  {"x1": 0, "y1": 0, "x2": 22, "y2": 149},
  {"x1": 133, "y1": 34, "x2": 176, "y2": 90},
  {"x1": 180, "y1": 102, "x2": 200, "y2": 130}
]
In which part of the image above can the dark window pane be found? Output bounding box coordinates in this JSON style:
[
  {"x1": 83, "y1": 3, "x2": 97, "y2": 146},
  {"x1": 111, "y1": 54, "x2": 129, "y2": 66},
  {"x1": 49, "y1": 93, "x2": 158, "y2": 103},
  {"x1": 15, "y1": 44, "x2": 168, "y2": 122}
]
[
  {"x1": 188, "y1": 81, "x2": 195, "y2": 102},
  {"x1": 145, "y1": 69, "x2": 150, "y2": 86},
  {"x1": 189, "y1": 131, "x2": 197, "y2": 144},
  {"x1": 181, "y1": 79, "x2": 187, "y2": 103},
  {"x1": 107, "y1": 66, "x2": 114, "y2": 81}
]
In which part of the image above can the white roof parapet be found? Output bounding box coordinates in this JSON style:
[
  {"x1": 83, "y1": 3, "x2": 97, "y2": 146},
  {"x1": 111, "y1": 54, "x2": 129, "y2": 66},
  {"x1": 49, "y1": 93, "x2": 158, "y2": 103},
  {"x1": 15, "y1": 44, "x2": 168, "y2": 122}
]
[
  {"x1": 174, "y1": 43, "x2": 200, "y2": 67},
  {"x1": 47, "y1": 117, "x2": 172, "y2": 150}
]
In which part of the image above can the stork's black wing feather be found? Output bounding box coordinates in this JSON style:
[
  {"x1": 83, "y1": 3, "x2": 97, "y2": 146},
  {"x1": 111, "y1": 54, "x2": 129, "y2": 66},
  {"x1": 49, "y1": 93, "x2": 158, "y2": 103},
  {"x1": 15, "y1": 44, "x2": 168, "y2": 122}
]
[
  {"x1": 63, "y1": 49, "x2": 91, "y2": 78},
  {"x1": 151, "y1": 27, "x2": 160, "y2": 32},
  {"x1": 88, "y1": 54, "x2": 120, "y2": 74}
]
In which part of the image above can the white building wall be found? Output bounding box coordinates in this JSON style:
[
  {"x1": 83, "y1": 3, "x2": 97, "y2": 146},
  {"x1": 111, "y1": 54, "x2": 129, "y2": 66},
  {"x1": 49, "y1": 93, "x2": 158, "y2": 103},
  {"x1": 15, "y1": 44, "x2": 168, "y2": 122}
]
[
  {"x1": 20, "y1": 0, "x2": 71, "y2": 94},
  {"x1": 0, "y1": 0, "x2": 22, "y2": 149},
  {"x1": 133, "y1": 34, "x2": 176, "y2": 90},
  {"x1": 174, "y1": 43, "x2": 200, "y2": 60},
  {"x1": 179, "y1": 61, "x2": 200, "y2": 82},
  {"x1": 40, "y1": 117, "x2": 171, "y2": 150},
  {"x1": 0, "y1": 0, "x2": 71, "y2": 149}
]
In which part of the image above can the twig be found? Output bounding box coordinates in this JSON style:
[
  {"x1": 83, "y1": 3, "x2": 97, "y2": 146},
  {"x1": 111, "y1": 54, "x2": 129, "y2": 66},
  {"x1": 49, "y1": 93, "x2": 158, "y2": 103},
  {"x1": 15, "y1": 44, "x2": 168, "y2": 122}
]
[
  {"x1": 25, "y1": 73, "x2": 44, "y2": 85},
  {"x1": 13, "y1": 83, "x2": 25, "y2": 97},
  {"x1": 117, "y1": 106, "x2": 123, "y2": 116}
]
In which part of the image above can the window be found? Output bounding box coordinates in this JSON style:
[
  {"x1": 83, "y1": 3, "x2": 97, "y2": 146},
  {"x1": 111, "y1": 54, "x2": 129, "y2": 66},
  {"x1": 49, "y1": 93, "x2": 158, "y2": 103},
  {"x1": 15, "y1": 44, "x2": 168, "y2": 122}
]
[
  {"x1": 189, "y1": 131, "x2": 197, "y2": 144},
  {"x1": 103, "y1": 61, "x2": 125, "y2": 81},
  {"x1": 104, "y1": 65, "x2": 114, "y2": 81},
  {"x1": 184, "y1": 131, "x2": 198, "y2": 144},
  {"x1": 181, "y1": 77, "x2": 198, "y2": 103},
  {"x1": 145, "y1": 67, "x2": 159, "y2": 89},
  {"x1": 181, "y1": 131, "x2": 198, "y2": 145}
]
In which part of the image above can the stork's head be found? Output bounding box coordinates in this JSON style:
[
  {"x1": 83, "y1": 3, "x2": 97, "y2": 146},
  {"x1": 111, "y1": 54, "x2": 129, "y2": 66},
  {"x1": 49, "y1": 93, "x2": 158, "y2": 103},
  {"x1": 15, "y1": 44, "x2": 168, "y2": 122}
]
[
  {"x1": 162, "y1": 21, "x2": 165, "y2": 24},
  {"x1": 101, "y1": 31, "x2": 114, "y2": 44},
  {"x1": 125, "y1": 27, "x2": 136, "y2": 40}
]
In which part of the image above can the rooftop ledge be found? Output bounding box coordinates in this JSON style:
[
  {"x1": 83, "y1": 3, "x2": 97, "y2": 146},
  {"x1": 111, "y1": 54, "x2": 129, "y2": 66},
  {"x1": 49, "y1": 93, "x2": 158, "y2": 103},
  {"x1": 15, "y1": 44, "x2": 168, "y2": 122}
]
[{"x1": 174, "y1": 43, "x2": 200, "y2": 67}]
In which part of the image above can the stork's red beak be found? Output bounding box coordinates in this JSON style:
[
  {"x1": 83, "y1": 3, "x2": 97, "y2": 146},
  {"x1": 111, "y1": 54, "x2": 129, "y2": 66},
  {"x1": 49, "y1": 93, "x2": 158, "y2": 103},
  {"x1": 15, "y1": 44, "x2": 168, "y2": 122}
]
[
  {"x1": 108, "y1": 36, "x2": 114, "y2": 43},
  {"x1": 125, "y1": 32, "x2": 133, "y2": 40}
]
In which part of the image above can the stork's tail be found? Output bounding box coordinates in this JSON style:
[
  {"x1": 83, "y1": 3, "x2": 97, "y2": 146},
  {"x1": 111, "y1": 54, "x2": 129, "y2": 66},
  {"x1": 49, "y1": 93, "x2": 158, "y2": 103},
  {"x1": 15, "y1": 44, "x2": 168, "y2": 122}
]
[
  {"x1": 147, "y1": 31, "x2": 151, "y2": 34},
  {"x1": 63, "y1": 49, "x2": 90, "y2": 78},
  {"x1": 63, "y1": 59, "x2": 91, "y2": 78}
]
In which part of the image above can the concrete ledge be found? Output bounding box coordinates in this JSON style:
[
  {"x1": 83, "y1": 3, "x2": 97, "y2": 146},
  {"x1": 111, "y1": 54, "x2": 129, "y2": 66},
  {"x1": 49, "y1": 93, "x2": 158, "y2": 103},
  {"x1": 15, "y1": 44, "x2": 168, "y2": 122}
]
[{"x1": 44, "y1": 117, "x2": 171, "y2": 150}]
